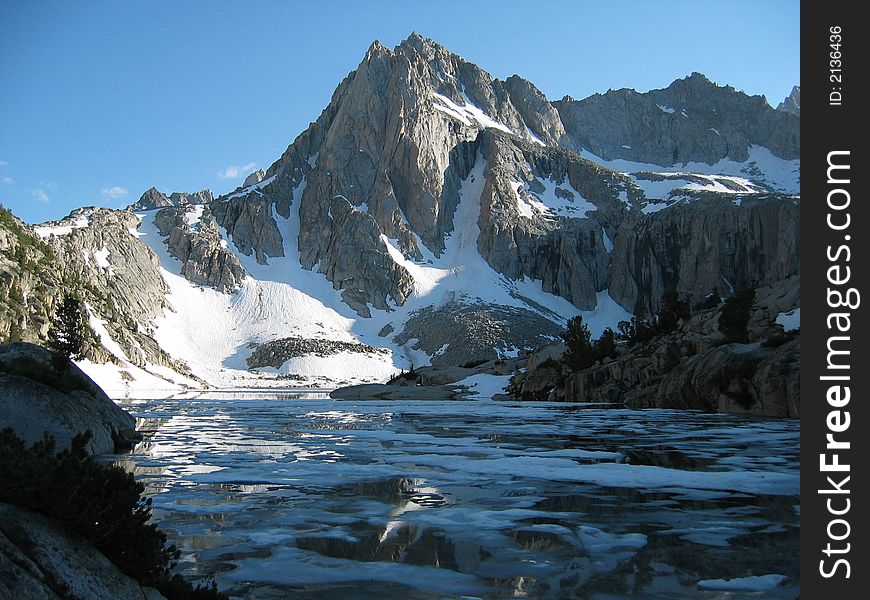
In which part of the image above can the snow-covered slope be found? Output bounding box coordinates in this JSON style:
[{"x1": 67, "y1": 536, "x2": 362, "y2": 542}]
[{"x1": 131, "y1": 155, "x2": 632, "y2": 392}]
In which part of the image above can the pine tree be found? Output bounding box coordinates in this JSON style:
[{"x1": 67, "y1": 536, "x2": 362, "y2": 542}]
[
  {"x1": 719, "y1": 288, "x2": 756, "y2": 343},
  {"x1": 48, "y1": 294, "x2": 87, "y2": 359},
  {"x1": 561, "y1": 315, "x2": 593, "y2": 370}
]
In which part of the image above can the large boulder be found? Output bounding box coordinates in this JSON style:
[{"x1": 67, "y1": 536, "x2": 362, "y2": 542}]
[
  {"x1": 0, "y1": 342, "x2": 141, "y2": 454},
  {"x1": 0, "y1": 503, "x2": 164, "y2": 600}
]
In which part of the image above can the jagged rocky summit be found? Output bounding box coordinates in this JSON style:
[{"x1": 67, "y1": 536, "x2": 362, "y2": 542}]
[
  {"x1": 777, "y1": 85, "x2": 800, "y2": 116},
  {"x1": 4, "y1": 33, "x2": 800, "y2": 404}
]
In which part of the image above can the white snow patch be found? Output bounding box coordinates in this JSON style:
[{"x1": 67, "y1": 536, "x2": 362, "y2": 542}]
[
  {"x1": 581, "y1": 145, "x2": 799, "y2": 195},
  {"x1": 641, "y1": 201, "x2": 671, "y2": 215},
  {"x1": 601, "y1": 229, "x2": 614, "y2": 253},
  {"x1": 453, "y1": 374, "x2": 512, "y2": 398},
  {"x1": 86, "y1": 304, "x2": 131, "y2": 363},
  {"x1": 185, "y1": 205, "x2": 205, "y2": 227},
  {"x1": 631, "y1": 173, "x2": 764, "y2": 201},
  {"x1": 525, "y1": 127, "x2": 546, "y2": 146},
  {"x1": 578, "y1": 291, "x2": 633, "y2": 338},
  {"x1": 227, "y1": 175, "x2": 277, "y2": 199},
  {"x1": 510, "y1": 176, "x2": 597, "y2": 219},
  {"x1": 93, "y1": 246, "x2": 111, "y2": 270},
  {"x1": 33, "y1": 216, "x2": 90, "y2": 238},
  {"x1": 621, "y1": 144, "x2": 632, "y2": 149},
  {"x1": 656, "y1": 104, "x2": 676, "y2": 114},
  {"x1": 776, "y1": 308, "x2": 800, "y2": 331},
  {"x1": 432, "y1": 93, "x2": 513, "y2": 134},
  {"x1": 710, "y1": 128, "x2": 720, "y2": 136}
]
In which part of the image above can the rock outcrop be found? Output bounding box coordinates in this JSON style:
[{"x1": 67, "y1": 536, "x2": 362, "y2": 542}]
[
  {"x1": 246, "y1": 336, "x2": 389, "y2": 369},
  {"x1": 153, "y1": 205, "x2": 245, "y2": 292},
  {"x1": 243, "y1": 169, "x2": 266, "y2": 187},
  {"x1": 394, "y1": 301, "x2": 563, "y2": 367},
  {"x1": 0, "y1": 503, "x2": 166, "y2": 600},
  {"x1": 1, "y1": 207, "x2": 183, "y2": 375},
  {"x1": 509, "y1": 281, "x2": 800, "y2": 417},
  {"x1": 0, "y1": 342, "x2": 141, "y2": 454}
]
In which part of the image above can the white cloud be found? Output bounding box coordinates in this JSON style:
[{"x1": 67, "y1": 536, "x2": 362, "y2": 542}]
[
  {"x1": 217, "y1": 161, "x2": 257, "y2": 179},
  {"x1": 29, "y1": 189, "x2": 50, "y2": 204},
  {"x1": 39, "y1": 180, "x2": 57, "y2": 190},
  {"x1": 101, "y1": 185, "x2": 129, "y2": 199},
  {"x1": 1, "y1": 176, "x2": 13, "y2": 185}
]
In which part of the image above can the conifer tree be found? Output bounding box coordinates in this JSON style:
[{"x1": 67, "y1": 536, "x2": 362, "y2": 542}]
[{"x1": 48, "y1": 294, "x2": 87, "y2": 359}]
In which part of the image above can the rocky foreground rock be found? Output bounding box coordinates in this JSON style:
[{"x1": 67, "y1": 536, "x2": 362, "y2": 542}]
[
  {"x1": 0, "y1": 503, "x2": 165, "y2": 600},
  {"x1": 0, "y1": 342, "x2": 141, "y2": 454}
]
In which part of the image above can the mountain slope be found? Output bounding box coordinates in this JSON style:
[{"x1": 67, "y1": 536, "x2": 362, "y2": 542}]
[{"x1": 6, "y1": 34, "x2": 800, "y2": 395}]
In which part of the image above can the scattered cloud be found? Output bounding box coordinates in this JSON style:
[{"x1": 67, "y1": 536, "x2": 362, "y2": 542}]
[
  {"x1": 29, "y1": 189, "x2": 50, "y2": 204},
  {"x1": 39, "y1": 180, "x2": 58, "y2": 190},
  {"x1": 0, "y1": 161, "x2": 8, "y2": 168},
  {"x1": 101, "y1": 185, "x2": 129, "y2": 199},
  {"x1": 217, "y1": 161, "x2": 257, "y2": 179},
  {"x1": 1, "y1": 176, "x2": 13, "y2": 185}
]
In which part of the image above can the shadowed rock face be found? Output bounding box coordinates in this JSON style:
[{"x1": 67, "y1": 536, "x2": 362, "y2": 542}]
[
  {"x1": 0, "y1": 503, "x2": 163, "y2": 600},
  {"x1": 0, "y1": 342, "x2": 141, "y2": 454},
  {"x1": 509, "y1": 279, "x2": 800, "y2": 417}
]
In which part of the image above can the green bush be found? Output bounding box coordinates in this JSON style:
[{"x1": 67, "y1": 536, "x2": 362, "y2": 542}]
[{"x1": 0, "y1": 428, "x2": 227, "y2": 599}]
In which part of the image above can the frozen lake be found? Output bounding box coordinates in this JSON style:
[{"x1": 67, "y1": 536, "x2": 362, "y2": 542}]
[{"x1": 115, "y1": 394, "x2": 800, "y2": 599}]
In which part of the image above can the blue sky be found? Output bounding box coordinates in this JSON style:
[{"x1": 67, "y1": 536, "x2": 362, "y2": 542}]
[{"x1": 0, "y1": 1, "x2": 799, "y2": 224}]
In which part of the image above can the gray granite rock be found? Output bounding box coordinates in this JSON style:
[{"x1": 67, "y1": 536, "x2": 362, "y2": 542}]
[
  {"x1": 154, "y1": 205, "x2": 245, "y2": 292},
  {"x1": 0, "y1": 503, "x2": 164, "y2": 600},
  {"x1": 0, "y1": 342, "x2": 141, "y2": 454}
]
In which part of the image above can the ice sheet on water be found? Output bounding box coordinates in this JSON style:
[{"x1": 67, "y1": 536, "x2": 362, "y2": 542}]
[
  {"x1": 121, "y1": 398, "x2": 799, "y2": 598},
  {"x1": 697, "y1": 573, "x2": 788, "y2": 591}
]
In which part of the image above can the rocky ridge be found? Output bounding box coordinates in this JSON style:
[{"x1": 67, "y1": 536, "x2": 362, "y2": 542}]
[
  {"x1": 128, "y1": 187, "x2": 214, "y2": 212},
  {"x1": 0, "y1": 206, "x2": 197, "y2": 390},
  {"x1": 555, "y1": 72, "x2": 799, "y2": 166}
]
